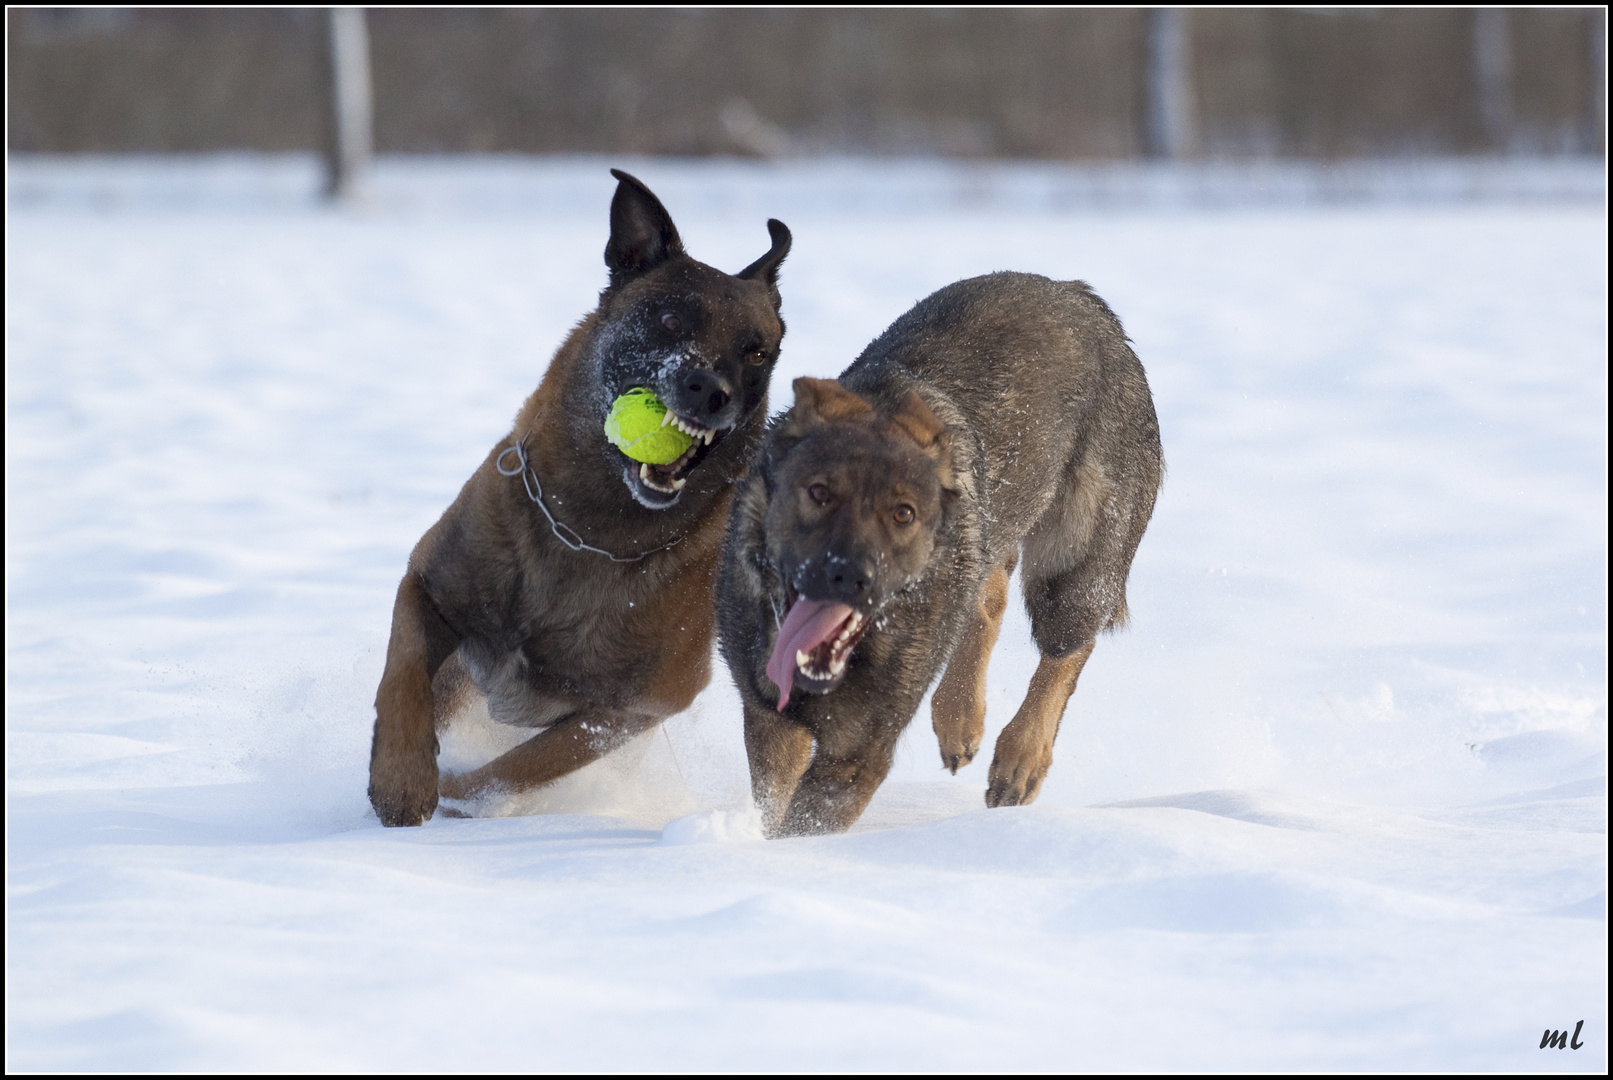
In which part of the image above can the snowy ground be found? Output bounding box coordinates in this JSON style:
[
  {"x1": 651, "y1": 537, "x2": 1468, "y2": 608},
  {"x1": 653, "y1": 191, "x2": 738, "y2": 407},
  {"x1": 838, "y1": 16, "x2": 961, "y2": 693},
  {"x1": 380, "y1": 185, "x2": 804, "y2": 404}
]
[{"x1": 6, "y1": 156, "x2": 1607, "y2": 1071}]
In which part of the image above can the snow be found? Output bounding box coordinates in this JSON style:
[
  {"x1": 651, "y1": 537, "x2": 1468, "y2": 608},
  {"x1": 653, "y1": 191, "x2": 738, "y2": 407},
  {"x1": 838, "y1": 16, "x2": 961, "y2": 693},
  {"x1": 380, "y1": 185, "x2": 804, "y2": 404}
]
[{"x1": 6, "y1": 154, "x2": 1606, "y2": 1071}]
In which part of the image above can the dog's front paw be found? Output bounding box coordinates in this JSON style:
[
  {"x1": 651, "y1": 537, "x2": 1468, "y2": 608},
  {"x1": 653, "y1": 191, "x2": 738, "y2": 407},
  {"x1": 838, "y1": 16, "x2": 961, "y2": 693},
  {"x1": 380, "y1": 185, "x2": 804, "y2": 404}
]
[
  {"x1": 368, "y1": 775, "x2": 438, "y2": 827},
  {"x1": 985, "y1": 731, "x2": 1053, "y2": 808},
  {"x1": 369, "y1": 754, "x2": 438, "y2": 831},
  {"x1": 938, "y1": 737, "x2": 980, "y2": 775},
  {"x1": 931, "y1": 698, "x2": 984, "y2": 775}
]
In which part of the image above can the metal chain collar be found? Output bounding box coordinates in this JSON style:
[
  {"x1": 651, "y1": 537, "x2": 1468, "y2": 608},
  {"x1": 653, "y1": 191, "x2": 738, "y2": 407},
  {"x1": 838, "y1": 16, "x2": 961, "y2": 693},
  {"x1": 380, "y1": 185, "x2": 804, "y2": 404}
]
[{"x1": 496, "y1": 437, "x2": 683, "y2": 563}]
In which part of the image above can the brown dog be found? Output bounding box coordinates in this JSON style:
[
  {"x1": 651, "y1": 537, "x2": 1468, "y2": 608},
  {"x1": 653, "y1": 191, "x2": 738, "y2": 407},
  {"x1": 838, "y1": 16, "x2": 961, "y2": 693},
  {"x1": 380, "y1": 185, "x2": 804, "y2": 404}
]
[
  {"x1": 368, "y1": 170, "x2": 791, "y2": 826},
  {"x1": 717, "y1": 272, "x2": 1162, "y2": 836}
]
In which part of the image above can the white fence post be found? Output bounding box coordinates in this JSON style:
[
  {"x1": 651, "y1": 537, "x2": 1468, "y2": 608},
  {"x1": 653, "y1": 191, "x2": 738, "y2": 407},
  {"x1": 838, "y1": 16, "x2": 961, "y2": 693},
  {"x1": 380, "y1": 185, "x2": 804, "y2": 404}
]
[
  {"x1": 325, "y1": 7, "x2": 373, "y2": 201},
  {"x1": 1145, "y1": 8, "x2": 1196, "y2": 160}
]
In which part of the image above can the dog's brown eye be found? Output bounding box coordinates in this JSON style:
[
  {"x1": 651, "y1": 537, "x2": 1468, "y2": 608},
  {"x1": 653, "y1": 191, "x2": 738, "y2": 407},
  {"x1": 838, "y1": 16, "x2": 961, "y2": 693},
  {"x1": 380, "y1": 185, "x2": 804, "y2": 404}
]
[
  {"x1": 893, "y1": 503, "x2": 915, "y2": 525},
  {"x1": 745, "y1": 349, "x2": 767, "y2": 366},
  {"x1": 661, "y1": 312, "x2": 682, "y2": 333},
  {"x1": 808, "y1": 483, "x2": 830, "y2": 505}
]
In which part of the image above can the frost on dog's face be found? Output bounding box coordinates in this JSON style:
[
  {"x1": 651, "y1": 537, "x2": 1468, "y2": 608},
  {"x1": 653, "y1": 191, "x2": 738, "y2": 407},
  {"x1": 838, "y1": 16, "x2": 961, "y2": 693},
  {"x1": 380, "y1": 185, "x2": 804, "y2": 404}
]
[
  {"x1": 761, "y1": 378, "x2": 957, "y2": 709},
  {"x1": 588, "y1": 169, "x2": 790, "y2": 510}
]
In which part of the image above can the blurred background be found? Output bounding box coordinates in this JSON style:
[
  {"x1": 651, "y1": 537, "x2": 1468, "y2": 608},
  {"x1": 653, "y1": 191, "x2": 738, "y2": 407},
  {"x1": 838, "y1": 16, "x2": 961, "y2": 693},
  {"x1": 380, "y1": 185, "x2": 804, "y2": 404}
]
[
  {"x1": 9, "y1": 7, "x2": 1606, "y2": 175},
  {"x1": 7, "y1": 14, "x2": 1606, "y2": 1067}
]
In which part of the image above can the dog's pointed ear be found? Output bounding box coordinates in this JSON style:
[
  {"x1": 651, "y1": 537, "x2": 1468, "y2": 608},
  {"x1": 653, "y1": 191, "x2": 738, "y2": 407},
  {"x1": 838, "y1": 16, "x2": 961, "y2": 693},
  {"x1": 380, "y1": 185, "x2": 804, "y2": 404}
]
[
  {"x1": 786, "y1": 377, "x2": 872, "y2": 431},
  {"x1": 887, "y1": 389, "x2": 959, "y2": 493},
  {"x1": 765, "y1": 378, "x2": 873, "y2": 486},
  {"x1": 737, "y1": 219, "x2": 792, "y2": 310},
  {"x1": 604, "y1": 169, "x2": 684, "y2": 286}
]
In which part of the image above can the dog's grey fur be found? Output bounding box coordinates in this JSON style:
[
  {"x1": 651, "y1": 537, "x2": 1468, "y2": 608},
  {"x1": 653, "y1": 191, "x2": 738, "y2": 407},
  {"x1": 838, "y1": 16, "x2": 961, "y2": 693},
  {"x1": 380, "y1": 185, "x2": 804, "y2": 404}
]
[{"x1": 717, "y1": 271, "x2": 1162, "y2": 836}]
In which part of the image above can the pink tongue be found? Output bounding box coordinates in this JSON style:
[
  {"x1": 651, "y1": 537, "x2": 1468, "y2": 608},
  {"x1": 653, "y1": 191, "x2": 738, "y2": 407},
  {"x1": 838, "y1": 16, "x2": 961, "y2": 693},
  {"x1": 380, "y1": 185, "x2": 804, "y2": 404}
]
[{"x1": 765, "y1": 597, "x2": 856, "y2": 711}]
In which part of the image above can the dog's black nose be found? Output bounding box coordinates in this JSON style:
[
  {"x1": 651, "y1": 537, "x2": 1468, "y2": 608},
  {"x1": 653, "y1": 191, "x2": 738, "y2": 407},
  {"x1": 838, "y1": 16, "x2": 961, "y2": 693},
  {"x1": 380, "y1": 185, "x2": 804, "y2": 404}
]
[
  {"x1": 670, "y1": 367, "x2": 735, "y2": 427},
  {"x1": 683, "y1": 373, "x2": 730, "y2": 417},
  {"x1": 800, "y1": 555, "x2": 875, "y2": 605}
]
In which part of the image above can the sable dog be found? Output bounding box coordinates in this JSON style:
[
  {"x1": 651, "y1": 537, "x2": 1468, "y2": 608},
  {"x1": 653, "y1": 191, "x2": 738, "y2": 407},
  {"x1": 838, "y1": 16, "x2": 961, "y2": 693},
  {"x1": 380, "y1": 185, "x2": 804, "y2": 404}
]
[
  {"x1": 368, "y1": 170, "x2": 791, "y2": 827},
  {"x1": 717, "y1": 272, "x2": 1162, "y2": 837}
]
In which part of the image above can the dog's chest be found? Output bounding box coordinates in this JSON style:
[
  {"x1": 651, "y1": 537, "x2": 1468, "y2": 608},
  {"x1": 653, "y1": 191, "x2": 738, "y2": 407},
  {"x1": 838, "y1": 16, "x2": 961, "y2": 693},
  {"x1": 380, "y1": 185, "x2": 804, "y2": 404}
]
[{"x1": 495, "y1": 536, "x2": 721, "y2": 713}]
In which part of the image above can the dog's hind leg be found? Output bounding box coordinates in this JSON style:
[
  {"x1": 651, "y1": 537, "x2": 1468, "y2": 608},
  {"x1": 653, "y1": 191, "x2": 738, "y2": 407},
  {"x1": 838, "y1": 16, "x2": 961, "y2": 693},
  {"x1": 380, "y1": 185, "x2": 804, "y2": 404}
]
[
  {"x1": 371, "y1": 573, "x2": 461, "y2": 826},
  {"x1": 436, "y1": 705, "x2": 663, "y2": 803},
  {"x1": 986, "y1": 441, "x2": 1153, "y2": 808},
  {"x1": 930, "y1": 555, "x2": 1015, "y2": 773},
  {"x1": 986, "y1": 640, "x2": 1094, "y2": 807}
]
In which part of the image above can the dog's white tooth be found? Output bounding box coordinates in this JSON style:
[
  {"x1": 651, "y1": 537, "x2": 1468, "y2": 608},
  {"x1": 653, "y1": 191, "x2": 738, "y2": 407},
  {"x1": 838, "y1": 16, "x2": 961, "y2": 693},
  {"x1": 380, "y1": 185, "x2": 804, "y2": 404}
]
[
  {"x1": 796, "y1": 650, "x2": 810, "y2": 672},
  {"x1": 703, "y1": 428, "x2": 715, "y2": 445},
  {"x1": 671, "y1": 476, "x2": 686, "y2": 490},
  {"x1": 637, "y1": 461, "x2": 679, "y2": 493},
  {"x1": 661, "y1": 411, "x2": 675, "y2": 427}
]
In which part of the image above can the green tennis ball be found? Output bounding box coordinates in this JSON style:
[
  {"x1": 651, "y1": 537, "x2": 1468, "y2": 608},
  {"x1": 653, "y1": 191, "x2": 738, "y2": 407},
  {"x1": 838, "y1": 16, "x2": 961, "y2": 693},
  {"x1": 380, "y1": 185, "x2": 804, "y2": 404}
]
[{"x1": 604, "y1": 387, "x2": 695, "y2": 465}]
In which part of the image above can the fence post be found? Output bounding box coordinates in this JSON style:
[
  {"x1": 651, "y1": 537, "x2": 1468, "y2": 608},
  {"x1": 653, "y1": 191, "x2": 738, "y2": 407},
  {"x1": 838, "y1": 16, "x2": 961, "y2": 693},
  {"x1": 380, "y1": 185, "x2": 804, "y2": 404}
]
[
  {"x1": 1589, "y1": 8, "x2": 1607, "y2": 156},
  {"x1": 1473, "y1": 8, "x2": 1512, "y2": 153},
  {"x1": 1145, "y1": 8, "x2": 1197, "y2": 160},
  {"x1": 325, "y1": 8, "x2": 373, "y2": 200}
]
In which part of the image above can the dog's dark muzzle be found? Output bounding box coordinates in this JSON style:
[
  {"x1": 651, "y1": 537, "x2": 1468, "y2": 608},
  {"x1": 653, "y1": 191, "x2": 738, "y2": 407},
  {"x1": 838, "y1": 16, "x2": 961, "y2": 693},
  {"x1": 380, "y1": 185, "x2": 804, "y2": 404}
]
[{"x1": 662, "y1": 366, "x2": 741, "y2": 432}]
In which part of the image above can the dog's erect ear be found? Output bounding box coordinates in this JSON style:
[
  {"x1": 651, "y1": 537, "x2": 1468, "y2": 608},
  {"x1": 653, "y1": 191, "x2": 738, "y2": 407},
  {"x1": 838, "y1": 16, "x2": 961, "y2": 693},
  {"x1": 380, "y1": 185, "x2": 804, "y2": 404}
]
[
  {"x1": 887, "y1": 389, "x2": 959, "y2": 492},
  {"x1": 737, "y1": 219, "x2": 792, "y2": 310},
  {"x1": 767, "y1": 378, "x2": 873, "y2": 480},
  {"x1": 789, "y1": 377, "x2": 873, "y2": 428},
  {"x1": 605, "y1": 169, "x2": 684, "y2": 286}
]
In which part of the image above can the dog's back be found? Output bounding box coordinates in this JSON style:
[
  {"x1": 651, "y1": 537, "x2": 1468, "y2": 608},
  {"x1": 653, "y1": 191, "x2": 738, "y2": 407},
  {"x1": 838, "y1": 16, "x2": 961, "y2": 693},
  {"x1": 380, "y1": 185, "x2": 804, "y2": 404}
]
[{"x1": 841, "y1": 272, "x2": 1162, "y2": 651}]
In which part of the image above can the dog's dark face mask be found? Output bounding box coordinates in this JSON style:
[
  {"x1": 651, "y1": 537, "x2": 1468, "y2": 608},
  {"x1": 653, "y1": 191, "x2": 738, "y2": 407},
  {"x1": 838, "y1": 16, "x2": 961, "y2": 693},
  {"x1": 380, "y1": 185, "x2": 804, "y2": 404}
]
[
  {"x1": 761, "y1": 378, "x2": 958, "y2": 709},
  {"x1": 588, "y1": 170, "x2": 790, "y2": 509}
]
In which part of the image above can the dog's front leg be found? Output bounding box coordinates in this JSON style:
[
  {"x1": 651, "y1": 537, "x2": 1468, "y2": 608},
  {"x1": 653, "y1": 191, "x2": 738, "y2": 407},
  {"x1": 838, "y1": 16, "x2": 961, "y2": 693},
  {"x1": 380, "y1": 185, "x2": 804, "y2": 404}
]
[
  {"x1": 931, "y1": 557, "x2": 1014, "y2": 773},
  {"x1": 773, "y1": 736, "x2": 898, "y2": 837},
  {"x1": 986, "y1": 640, "x2": 1094, "y2": 807},
  {"x1": 370, "y1": 573, "x2": 460, "y2": 826},
  {"x1": 438, "y1": 705, "x2": 662, "y2": 803},
  {"x1": 742, "y1": 703, "x2": 814, "y2": 835}
]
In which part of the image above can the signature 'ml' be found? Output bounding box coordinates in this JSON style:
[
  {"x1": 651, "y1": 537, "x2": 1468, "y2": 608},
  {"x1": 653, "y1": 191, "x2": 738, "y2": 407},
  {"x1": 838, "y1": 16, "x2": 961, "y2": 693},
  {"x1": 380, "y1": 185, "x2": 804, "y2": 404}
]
[{"x1": 1541, "y1": 1021, "x2": 1585, "y2": 1050}]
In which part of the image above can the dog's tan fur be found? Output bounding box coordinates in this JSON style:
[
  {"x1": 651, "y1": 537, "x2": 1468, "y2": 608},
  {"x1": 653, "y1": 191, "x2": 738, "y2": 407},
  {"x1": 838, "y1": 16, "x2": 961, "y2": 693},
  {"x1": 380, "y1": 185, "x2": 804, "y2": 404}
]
[{"x1": 930, "y1": 554, "x2": 1015, "y2": 773}]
